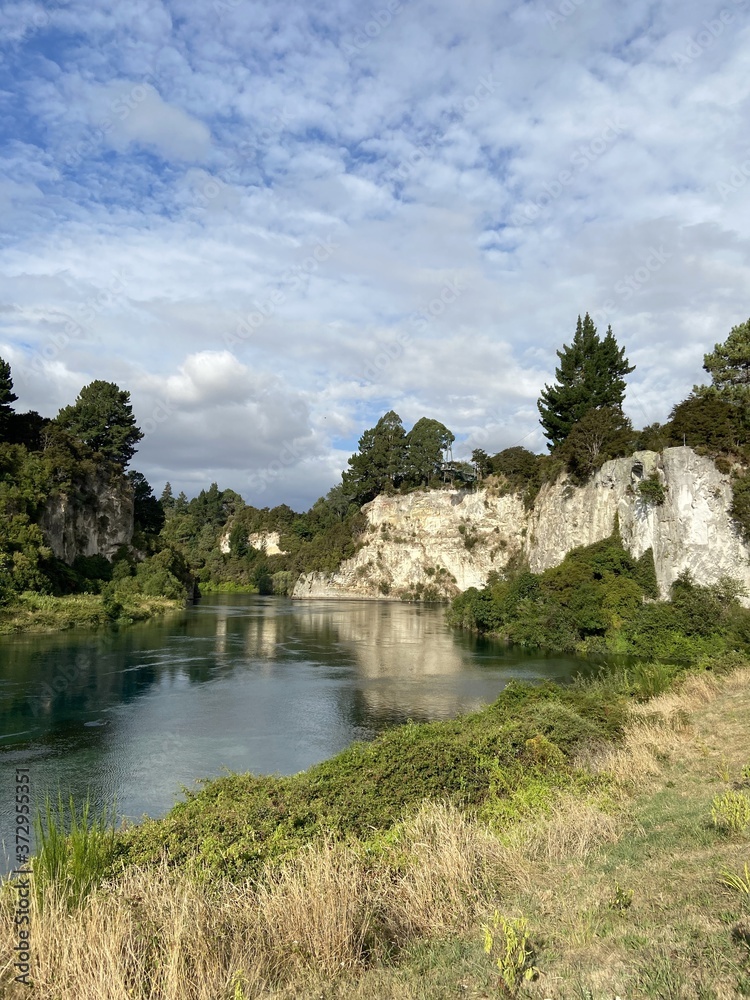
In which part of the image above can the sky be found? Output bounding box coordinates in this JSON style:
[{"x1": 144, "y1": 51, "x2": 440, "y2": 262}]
[{"x1": 1, "y1": 0, "x2": 749, "y2": 510}]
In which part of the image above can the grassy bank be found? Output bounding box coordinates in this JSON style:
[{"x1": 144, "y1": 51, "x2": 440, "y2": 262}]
[
  {"x1": 1, "y1": 658, "x2": 748, "y2": 997},
  {"x1": 0, "y1": 591, "x2": 184, "y2": 634}
]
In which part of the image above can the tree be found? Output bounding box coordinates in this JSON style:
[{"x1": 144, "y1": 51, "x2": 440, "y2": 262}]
[
  {"x1": 56, "y1": 381, "x2": 143, "y2": 467},
  {"x1": 160, "y1": 482, "x2": 175, "y2": 511},
  {"x1": 471, "y1": 448, "x2": 491, "y2": 478},
  {"x1": 538, "y1": 314, "x2": 635, "y2": 449},
  {"x1": 667, "y1": 394, "x2": 742, "y2": 453},
  {"x1": 0, "y1": 357, "x2": 18, "y2": 440},
  {"x1": 343, "y1": 411, "x2": 407, "y2": 505},
  {"x1": 228, "y1": 520, "x2": 249, "y2": 558},
  {"x1": 403, "y1": 417, "x2": 455, "y2": 487},
  {"x1": 128, "y1": 471, "x2": 165, "y2": 535},
  {"x1": 560, "y1": 406, "x2": 634, "y2": 482},
  {"x1": 700, "y1": 318, "x2": 750, "y2": 406}
]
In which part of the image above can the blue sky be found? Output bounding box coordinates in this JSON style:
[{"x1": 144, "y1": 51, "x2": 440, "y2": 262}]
[{"x1": 1, "y1": 0, "x2": 749, "y2": 509}]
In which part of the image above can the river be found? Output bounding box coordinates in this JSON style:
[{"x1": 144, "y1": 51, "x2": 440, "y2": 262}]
[{"x1": 0, "y1": 594, "x2": 597, "y2": 871}]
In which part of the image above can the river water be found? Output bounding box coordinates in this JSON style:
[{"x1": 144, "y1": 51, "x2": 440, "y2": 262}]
[{"x1": 0, "y1": 594, "x2": 596, "y2": 871}]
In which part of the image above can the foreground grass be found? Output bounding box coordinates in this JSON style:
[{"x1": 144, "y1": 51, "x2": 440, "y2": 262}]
[
  {"x1": 1, "y1": 662, "x2": 749, "y2": 997},
  {"x1": 0, "y1": 591, "x2": 184, "y2": 634}
]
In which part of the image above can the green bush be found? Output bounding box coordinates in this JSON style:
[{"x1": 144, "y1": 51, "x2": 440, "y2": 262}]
[
  {"x1": 118, "y1": 679, "x2": 628, "y2": 880},
  {"x1": 448, "y1": 533, "x2": 750, "y2": 663},
  {"x1": 637, "y1": 472, "x2": 666, "y2": 506}
]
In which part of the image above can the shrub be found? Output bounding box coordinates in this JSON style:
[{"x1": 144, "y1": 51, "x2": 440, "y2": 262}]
[
  {"x1": 482, "y1": 912, "x2": 539, "y2": 997},
  {"x1": 637, "y1": 471, "x2": 666, "y2": 506},
  {"x1": 711, "y1": 790, "x2": 750, "y2": 835}
]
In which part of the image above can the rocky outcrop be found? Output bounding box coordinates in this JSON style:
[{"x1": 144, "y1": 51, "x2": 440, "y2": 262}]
[
  {"x1": 40, "y1": 470, "x2": 134, "y2": 563},
  {"x1": 219, "y1": 530, "x2": 288, "y2": 556},
  {"x1": 293, "y1": 448, "x2": 750, "y2": 603}
]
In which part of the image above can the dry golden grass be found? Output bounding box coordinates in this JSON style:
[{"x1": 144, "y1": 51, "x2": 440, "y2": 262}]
[
  {"x1": 0, "y1": 802, "x2": 514, "y2": 999},
  {"x1": 507, "y1": 795, "x2": 624, "y2": 863}
]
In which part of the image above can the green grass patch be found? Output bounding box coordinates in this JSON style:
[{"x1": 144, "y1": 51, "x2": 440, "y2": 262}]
[
  {"x1": 33, "y1": 792, "x2": 118, "y2": 910},
  {"x1": 0, "y1": 591, "x2": 183, "y2": 633}
]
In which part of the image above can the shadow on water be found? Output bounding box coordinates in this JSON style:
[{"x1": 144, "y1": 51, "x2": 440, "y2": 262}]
[{"x1": 0, "y1": 594, "x2": 611, "y2": 874}]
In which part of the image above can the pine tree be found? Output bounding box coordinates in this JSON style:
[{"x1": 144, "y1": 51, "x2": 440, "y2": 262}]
[
  {"x1": 0, "y1": 356, "x2": 18, "y2": 439},
  {"x1": 55, "y1": 380, "x2": 143, "y2": 467},
  {"x1": 538, "y1": 314, "x2": 634, "y2": 449},
  {"x1": 700, "y1": 318, "x2": 750, "y2": 406},
  {"x1": 160, "y1": 482, "x2": 175, "y2": 510}
]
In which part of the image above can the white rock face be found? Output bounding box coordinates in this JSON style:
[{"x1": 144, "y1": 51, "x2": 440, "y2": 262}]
[
  {"x1": 293, "y1": 448, "x2": 750, "y2": 603},
  {"x1": 40, "y1": 471, "x2": 134, "y2": 563},
  {"x1": 219, "y1": 529, "x2": 288, "y2": 556}
]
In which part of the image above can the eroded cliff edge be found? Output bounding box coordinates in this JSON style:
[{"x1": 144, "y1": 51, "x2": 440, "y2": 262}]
[
  {"x1": 40, "y1": 468, "x2": 134, "y2": 563},
  {"x1": 292, "y1": 447, "x2": 750, "y2": 602}
]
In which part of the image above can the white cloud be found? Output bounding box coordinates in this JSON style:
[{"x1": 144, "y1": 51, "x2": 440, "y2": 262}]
[{"x1": 0, "y1": 0, "x2": 749, "y2": 506}]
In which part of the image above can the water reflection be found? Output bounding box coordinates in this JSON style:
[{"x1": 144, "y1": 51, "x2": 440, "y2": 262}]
[{"x1": 0, "y1": 595, "x2": 595, "y2": 873}]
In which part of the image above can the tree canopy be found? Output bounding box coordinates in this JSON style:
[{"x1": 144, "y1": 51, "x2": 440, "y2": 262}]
[
  {"x1": 56, "y1": 380, "x2": 144, "y2": 468},
  {"x1": 343, "y1": 410, "x2": 407, "y2": 505},
  {"x1": 404, "y1": 417, "x2": 455, "y2": 487},
  {"x1": 700, "y1": 318, "x2": 750, "y2": 406},
  {"x1": 538, "y1": 314, "x2": 635, "y2": 449},
  {"x1": 342, "y1": 412, "x2": 456, "y2": 504},
  {"x1": 0, "y1": 357, "x2": 18, "y2": 439}
]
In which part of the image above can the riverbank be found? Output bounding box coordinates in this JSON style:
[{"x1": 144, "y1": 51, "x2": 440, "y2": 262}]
[
  {"x1": 1, "y1": 654, "x2": 748, "y2": 996},
  {"x1": 0, "y1": 592, "x2": 184, "y2": 634}
]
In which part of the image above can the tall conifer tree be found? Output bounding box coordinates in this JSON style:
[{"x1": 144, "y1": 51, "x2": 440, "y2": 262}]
[
  {"x1": 0, "y1": 357, "x2": 18, "y2": 439},
  {"x1": 538, "y1": 314, "x2": 634, "y2": 449}
]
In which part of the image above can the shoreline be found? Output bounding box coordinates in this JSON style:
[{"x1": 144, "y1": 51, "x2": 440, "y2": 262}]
[{"x1": 0, "y1": 592, "x2": 185, "y2": 636}]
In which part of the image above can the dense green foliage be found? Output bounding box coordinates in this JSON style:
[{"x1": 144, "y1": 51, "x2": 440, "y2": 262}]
[
  {"x1": 343, "y1": 411, "x2": 455, "y2": 505},
  {"x1": 701, "y1": 318, "x2": 750, "y2": 408},
  {"x1": 119, "y1": 673, "x2": 632, "y2": 879},
  {"x1": 56, "y1": 380, "x2": 143, "y2": 469},
  {"x1": 559, "y1": 406, "x2": 635, "y2": 483},
  {"x1": 448, "y1": 533, "x2": 750, "y2": 661},
  {"x1": 159, "y1": 482, "x2": 367, "y2": 594},
  {"x1": 0, "y1": 358, "x2": 190, "y2": 614},
  {"x1": 538, "y1": 314, "x2": 635, "y2": 449}
]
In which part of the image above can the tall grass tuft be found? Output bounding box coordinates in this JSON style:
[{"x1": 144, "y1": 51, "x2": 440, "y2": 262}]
[{"x1": 33, "y1": 792, "x2": 117, "y2": 910}]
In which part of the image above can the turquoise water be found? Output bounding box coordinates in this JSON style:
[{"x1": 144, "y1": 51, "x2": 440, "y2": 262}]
[{"x1": 0, "y1": 594, "x2": 597, "y2": 871}]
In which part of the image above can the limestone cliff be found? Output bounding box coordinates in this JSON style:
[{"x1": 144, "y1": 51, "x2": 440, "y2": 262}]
[
  {"x1": 293, "y1": 447, "x2": 750, "y2": 602},
  {"x1": 40, "y1": 470, "x2": 134, "y2": 563},
  {"x1": 219, "y1": 530, "x2": 288, "y2": 556}
]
